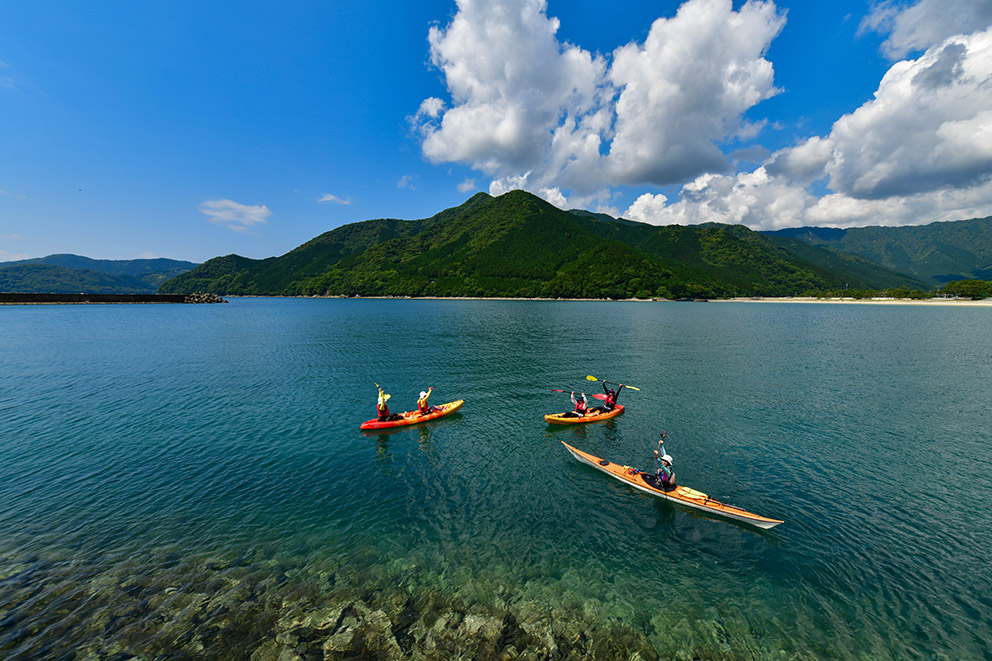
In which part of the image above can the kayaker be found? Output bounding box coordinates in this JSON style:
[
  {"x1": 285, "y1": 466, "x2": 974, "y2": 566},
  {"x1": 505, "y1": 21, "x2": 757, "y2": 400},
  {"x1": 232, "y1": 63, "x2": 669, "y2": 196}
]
[
  {"x1": 653, "y1": 432, "x2": 675, "y2": 491},
  {"x1": 603, "y1": 383, "x2": 625, "y2": 411},
  {"x1": 376, "y1": 383, "x2": 392, "y2": 421},
  {"x1": 566, "y1": 391, "x2": 588, "y2": 417},
  {"x1": 417, "y1": 387, "x2": 435, "y2": 414}
]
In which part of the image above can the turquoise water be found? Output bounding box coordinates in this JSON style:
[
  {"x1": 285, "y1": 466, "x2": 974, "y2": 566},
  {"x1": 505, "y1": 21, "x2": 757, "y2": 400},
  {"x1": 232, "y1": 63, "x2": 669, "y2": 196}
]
[{"x1": 1, "y1": 298, "x2": 990, "y2": 658}]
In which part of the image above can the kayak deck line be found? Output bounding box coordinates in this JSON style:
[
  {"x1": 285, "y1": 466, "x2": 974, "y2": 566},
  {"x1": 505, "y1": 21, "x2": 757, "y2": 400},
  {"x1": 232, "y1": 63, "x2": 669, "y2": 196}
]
[
  {"x1": 561, "y1": 441, "x2": 784, "y2": 530},
  {"x1": 545, "y1": 404, "x2": 625, "y2": 425},
  {"x1": 360, "y1": 400, "x2": 464, "y2": 430}
]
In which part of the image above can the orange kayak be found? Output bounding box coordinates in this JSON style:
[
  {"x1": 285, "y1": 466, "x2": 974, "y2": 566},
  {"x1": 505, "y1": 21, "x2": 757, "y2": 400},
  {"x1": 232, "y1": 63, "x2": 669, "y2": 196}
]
[
  {"x1": 545, "y1": 404, "x2": 624, "y2": 424},
  {"x1": 561, "y1": 441, "x2": 784, "y2": 529},
  {"x1": 360, "y1": 400, "x2": 464, "y2": 430}
]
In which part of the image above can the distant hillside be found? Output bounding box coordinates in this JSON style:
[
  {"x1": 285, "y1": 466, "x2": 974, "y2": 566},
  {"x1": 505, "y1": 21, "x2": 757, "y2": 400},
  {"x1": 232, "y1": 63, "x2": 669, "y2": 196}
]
[
  {"x1": 764, "y1": 217, "x2": 992, "y2": 286},
  {"x1": 0, "y1": 264, "x2": 158, "y2": 294},
  {"x1": 762, "y1": 235, "x2": 930, "y2": 291},
  {"x1": 162, "y1": 191, "x2": 923, "y2": 299},
  {"x1": 569, "y1": 215, "x2": 928, "y2": 292},
  {"x1": 0, "y1": 255, "x2": 198, "y2": 293}
]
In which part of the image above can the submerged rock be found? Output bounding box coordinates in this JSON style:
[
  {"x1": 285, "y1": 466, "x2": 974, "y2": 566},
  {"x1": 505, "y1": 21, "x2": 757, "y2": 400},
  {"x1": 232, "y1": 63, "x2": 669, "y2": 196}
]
[
  {"x1": 250, "y1": 639, "x2": 303, "y2": 661},
  {"x1": 0, "y1": 544, "x2": 688, "y2": 660}
]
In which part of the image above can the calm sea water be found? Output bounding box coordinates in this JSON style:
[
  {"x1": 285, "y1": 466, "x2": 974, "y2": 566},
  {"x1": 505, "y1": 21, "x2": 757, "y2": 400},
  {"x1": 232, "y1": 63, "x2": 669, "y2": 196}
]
[{"x1": 1, "y1": 298, "x2": 990, "y2": 658}]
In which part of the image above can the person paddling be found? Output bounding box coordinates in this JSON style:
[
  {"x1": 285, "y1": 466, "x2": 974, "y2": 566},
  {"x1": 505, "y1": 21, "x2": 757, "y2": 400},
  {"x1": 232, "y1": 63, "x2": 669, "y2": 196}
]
[
  {"x1": 417, "y1": 387, "x2": 435, "y2": 415},
  {"x1": 603, "y1": 383, "x2": 625, "y2": 411},
  {"x1": 653, "y1": 432, "x2": 675, "y2": 491},
  {"x1": 376, "y1": 383, "x2": 392, "y2": 421}
]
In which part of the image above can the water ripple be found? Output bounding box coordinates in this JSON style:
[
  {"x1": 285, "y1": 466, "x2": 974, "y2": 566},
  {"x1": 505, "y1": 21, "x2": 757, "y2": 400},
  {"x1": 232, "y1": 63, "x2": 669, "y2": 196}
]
[{"x1": 1, "y1": 299, "x2": 990, "y2": 658}]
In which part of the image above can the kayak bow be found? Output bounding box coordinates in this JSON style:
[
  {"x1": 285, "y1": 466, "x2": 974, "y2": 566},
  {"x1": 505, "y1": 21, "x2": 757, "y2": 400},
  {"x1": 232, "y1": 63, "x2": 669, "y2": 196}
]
[
  {"x1": 545, "y1": 404, "x2": 624, "y2": 425},
  {"x1": 360, "y1": 400, "x2": 464, "y2": 430},
  {"x1": 561, "y1": 441, "x2": 783, "y2": 529}
]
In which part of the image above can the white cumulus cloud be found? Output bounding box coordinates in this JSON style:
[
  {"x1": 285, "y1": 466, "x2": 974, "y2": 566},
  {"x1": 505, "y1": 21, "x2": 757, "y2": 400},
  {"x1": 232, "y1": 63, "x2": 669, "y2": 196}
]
[
  {"x1": 823, "y1": 30, "x2": 992, "y2": 200},
  {"x1": 416, "y1": 0, "x2": 784, "y2": 208},
  {"x1": 199, "y1": 199, "x2": 271, "y2": 232},
  {"x1": 862, "y1": 0, "x2": 992, "y2": 59},
  {"x1": 626, "y1": 24, "x2": 992, "y2": 229},
  {"x1": 625, "y1": 168, "x2": 814, "y2": 229},
  {"x1": 419, "y1": 0, "x2": 992, "y2": 230},
  {"x1": 605, "y1": 0, "x2": 784, "y2": 186}
]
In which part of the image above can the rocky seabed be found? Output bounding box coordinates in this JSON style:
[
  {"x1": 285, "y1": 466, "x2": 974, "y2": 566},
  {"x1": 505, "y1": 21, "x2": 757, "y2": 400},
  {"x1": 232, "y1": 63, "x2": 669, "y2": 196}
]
[{"x1": 0, "y1": 544, "x2": 783, "y2": 660}]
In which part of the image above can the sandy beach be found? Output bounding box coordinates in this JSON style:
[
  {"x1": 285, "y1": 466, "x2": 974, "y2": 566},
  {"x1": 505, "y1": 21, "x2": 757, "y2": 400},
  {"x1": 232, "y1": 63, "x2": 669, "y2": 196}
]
[
  {"x1": 718, "y1": 296, "x2": 992, "y2": 306},
  {"x1": 233, "y1": 294, "x2": 992, "y2": 306}
]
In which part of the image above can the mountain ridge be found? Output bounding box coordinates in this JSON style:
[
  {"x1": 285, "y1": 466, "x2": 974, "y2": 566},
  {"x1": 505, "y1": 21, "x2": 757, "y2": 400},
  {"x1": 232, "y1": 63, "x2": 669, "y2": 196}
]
[
  {"x1": 763, "y1": 217, "x2": 992, "y2": 286},
  {"x1": 0, "y1": 255, "x2": 198, "y2": 294},
  {"x1": 161, "y1": 191, "x2": 929, "y2": 298}
]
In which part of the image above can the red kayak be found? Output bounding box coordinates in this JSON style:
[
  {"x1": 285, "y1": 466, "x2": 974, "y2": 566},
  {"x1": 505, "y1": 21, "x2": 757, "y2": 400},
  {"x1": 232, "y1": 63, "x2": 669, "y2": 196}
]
[{"x1": 360, "y1": 400, "x2": 464, "y2": 430}]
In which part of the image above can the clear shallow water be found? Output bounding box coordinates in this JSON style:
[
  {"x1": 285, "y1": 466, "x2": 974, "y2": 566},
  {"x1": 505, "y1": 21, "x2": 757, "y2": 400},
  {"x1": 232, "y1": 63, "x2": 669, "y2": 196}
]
[{"x1": 1, "y1": 298, "x2": 990, "y2": 658}]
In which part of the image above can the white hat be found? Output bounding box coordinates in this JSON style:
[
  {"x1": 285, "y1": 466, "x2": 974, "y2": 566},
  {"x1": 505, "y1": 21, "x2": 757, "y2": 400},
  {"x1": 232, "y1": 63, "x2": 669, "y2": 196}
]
[
  {"x1": 420, "y1": 391, "x2": 428, "y2": 398},
  {"x1": 661, "y1": 454, "x2": 673, "y2": 464}
]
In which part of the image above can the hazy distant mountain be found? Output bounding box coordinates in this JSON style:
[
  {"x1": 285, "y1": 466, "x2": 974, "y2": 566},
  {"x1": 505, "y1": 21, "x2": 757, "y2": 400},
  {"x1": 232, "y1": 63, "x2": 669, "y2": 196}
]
[
  {"x1": 162, "y1": 191, "x2": 923, "y2": 298},
  {"x1": 764, "y1": 217, "x2": 992, "y2": 286},
  {"x1": 0, "y1": 255, "x2": 198, "y2": 293}
]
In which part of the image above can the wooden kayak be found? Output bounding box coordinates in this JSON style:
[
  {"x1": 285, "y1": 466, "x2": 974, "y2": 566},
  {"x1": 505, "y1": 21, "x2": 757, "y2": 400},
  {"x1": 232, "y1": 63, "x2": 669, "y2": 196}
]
[
  {"x1": 561, "y1": 441, "x2": 784, "y2": 529},
  {"x1": 360, "y1": 400, "x2": 464, "y2": 430},
  {"x1": 545, "y1": 404, "x2": 624, "y2": 425}
]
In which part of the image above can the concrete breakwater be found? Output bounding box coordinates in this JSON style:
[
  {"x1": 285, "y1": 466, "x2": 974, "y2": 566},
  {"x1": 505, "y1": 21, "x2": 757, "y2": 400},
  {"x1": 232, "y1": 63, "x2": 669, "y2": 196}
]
[{"x1": 0, "y1": 292, "x2": 226, "y2": 304}]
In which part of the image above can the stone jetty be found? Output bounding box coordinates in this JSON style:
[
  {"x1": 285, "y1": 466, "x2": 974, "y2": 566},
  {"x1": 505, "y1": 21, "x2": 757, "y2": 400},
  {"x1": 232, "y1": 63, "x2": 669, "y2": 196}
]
[{"x1": 0, "y1": 292, "x2": 226, "y2": 304}]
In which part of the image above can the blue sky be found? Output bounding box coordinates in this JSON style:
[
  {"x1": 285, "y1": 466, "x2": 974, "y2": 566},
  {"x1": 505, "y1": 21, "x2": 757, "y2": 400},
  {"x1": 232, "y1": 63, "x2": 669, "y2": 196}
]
[{"x1": 2, "y1": 0, "x2": 991, "y2": 263}]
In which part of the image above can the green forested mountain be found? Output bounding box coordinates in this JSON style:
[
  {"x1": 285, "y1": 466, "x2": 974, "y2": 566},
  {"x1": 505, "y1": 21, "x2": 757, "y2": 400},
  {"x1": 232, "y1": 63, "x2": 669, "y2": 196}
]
[
  {"x1": 1, "y1": 254, "x2": 198, "y2": 292},
  {"x1": 0, "y1": 263, "x2": 160, "y2": 294},
  {"x1": 161, "y1": 191, "x2": 924, "y2": 298},
  {"x1": 764, "y1": 217, "x2": 992, "y2": 286},
  {"x1": 568, "y1": 214, "x2": 927, "y2": 293},
  {"x1": 761, "y1": 234, "x2": 930, "y2": 290}
]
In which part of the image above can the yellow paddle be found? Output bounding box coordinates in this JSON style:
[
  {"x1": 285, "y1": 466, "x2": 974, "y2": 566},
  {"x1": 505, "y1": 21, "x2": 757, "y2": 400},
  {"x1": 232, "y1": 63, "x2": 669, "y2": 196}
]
[{"x1": 586, "y1": 375, "x2": 640, "y2": 391}]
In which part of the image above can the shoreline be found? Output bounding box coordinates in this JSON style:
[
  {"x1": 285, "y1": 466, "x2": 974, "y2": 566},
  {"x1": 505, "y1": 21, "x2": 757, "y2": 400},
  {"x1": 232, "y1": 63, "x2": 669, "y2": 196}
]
[
  {"x1": 232, "y1": 294, "x2": 992, "y2": 306},
  {"x1": 718, "y1": 296, "x2": 992, "y2": 306},
  {"x1": 7, "y1": 293, "x2": 986, "y2": 306}
]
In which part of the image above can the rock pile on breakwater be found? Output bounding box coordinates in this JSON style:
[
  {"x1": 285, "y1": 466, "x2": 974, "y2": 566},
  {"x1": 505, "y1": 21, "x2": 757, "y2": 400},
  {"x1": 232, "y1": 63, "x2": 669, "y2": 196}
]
[{"x1": 184, "y1": 292, "x2": 227, "y2": 304}]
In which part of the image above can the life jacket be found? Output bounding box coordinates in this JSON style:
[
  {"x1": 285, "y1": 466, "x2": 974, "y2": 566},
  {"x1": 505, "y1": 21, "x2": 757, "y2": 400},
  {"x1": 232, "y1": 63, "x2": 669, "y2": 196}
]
[
  {"x1": 574, "y1": 399, "x2": 587, "y2": 413},
  {"x1": 377, "y1": 391, "x2": 390, "y2": 419},
  {"x1": 605, "y1": 390, "x2": 617, "y2": 407}
]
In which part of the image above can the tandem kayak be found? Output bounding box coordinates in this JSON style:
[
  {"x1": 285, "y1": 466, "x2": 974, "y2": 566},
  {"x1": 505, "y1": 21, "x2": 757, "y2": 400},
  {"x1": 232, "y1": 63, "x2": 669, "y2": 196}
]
[
  {"x1": 545, "y1": 404, "x2": 624, "y2": 425},
  {"x1": 561, "y1": 441, "x2": 783, "y2": 529},
  {"x1": 360, "y1": 400, "x2": 464, "y2": 430}
]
